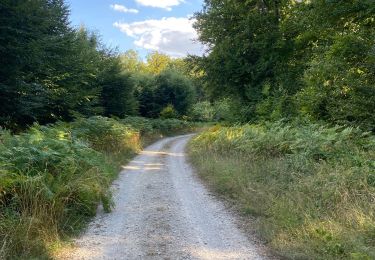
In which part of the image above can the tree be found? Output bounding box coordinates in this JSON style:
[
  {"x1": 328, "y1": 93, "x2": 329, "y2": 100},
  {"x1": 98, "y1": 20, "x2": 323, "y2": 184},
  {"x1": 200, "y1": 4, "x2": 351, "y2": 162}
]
[
  {"x1": 120, "y1": 50, "x2": 145, "y2": 73},
  {"x1": 53, "y1": 27, "x2": 104, "y2": 120},
  {"x1": 145, "y1": 51, "x2": 172, "y2": 75},
  {"x1": 0, "y1": 0, "x2": 74, "y2": 128},
  {"x1": 194, "y1": 0, "x2": 288, "y2": 122},
  {"x1": 193, "y1": 0, "x2": 375, "y2": 129},
  {"x1": 0, "y1": 1, "x2": 112, "y2": 129},
  {"x1": 134, "y1": 69, "x2": 196, "y2": 118},
  {"x1": 100, "y1": 56, "x2": 138, "y2": 118},
  {"x1": 292, "y1": 0, "x2": 375, "y2": 130},
  {"x1": 154, "y1": 69, "x2": 195, "y2": 116}
]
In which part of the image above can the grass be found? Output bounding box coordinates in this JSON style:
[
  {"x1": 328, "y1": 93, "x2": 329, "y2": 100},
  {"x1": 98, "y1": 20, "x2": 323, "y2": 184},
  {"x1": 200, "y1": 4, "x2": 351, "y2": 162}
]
[
  {"x1": 0, "y1": 116, "x2": 196, "y2": 259},
  {"x1": 188, "y1": 122, "x2": 375, "y2": 259}
]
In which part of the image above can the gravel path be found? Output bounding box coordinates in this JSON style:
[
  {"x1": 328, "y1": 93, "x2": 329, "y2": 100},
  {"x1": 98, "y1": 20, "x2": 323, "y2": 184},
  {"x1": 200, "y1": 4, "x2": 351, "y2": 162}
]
[{"x1": 60, "y1": 134, "x2": 270, "y2": 260}]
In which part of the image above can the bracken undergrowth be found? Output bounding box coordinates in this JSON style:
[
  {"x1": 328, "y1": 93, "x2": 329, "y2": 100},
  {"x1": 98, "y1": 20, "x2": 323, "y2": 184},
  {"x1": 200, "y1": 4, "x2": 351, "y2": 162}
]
[{"x1": 188, "y1": 121, "x2": 375, "y2": 259}]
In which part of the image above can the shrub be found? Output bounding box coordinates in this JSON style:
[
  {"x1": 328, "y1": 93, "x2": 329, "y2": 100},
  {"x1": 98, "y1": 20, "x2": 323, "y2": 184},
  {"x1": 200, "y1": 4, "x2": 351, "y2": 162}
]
[
  {"x1": 151, "y1": 118, "x2": 191, "y2": 135},
  {"x1": 70, "y1": 116, "x2": 140, "y2": 156},
  {"x1": 121, "y1": 116, "x2": 154, "y2": 134},
  {"x1": 190, "y1": 101, "x2": 215, "y2": 122},
  {"x1": 121, "y1": 116, "x2": 193, "y2": 136},
  {"x1": 160, "y1": 104, "x2": 178, "y2": 119},
  {"x1": 0, "y1": 123, "x2": 115, "y2": 258}
]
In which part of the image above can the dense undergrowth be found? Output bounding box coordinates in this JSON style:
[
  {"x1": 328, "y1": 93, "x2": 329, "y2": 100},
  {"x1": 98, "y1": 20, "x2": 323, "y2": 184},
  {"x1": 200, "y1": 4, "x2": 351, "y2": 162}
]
[
  {"x1": 0, "y1": 116, "x2": 194, "y2": 259},
  {"x1": 188, "y1": 122, "x2": 375, "y2": 259}
]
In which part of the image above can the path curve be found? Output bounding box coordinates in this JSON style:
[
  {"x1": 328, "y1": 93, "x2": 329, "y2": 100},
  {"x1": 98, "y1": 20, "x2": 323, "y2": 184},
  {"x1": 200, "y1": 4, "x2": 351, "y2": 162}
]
[{"x1": 60, "y1": 134, "x2": 269, "y2": 260}]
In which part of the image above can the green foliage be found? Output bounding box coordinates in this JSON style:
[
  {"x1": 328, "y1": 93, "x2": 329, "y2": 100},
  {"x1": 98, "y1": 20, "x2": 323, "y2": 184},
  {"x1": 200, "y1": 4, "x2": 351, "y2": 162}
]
[
  {"x1": 53, "y1": 28, "x2": 104, "y2": 119},
  {"x1": 0, "y1": 0, "x2": 200, "y2": 131},
  {"x1": 132, "y1": 73, "x2": 158, "y2": 118},
  {"x1": 160, "y1": 105, "x2": 178, "y2": 119},
  {"x1": 120, "y1": 50, "x2": 145, "y2": 73},
  {"x1": 189, "y1": 99, "x2": 239, "y2": 122},
  {"x1": 120, "y1": 116, "x2": 155, "y2": 134},
  {"x1": 121, "y1": 116, "x2": 193, "y2": 136},
  {"x1": 150, "y1": 118, "x2": 193, "y2": 136},
  {"x1": 0, "y1": 1, "x2": 139, "y2": 130},
  {"x1": 0, "y1": 116, "x2": 194, "y2": 259},
  {"x1": 144, "y1": 51, "x2": 172, "y2": 75},
  {"x1": 132, "y1": 69, "x2": 196, "y2": 118},
  {"x1": 297, "y1": 34, "x2": 375, "y2": 130},
  {"x1": 189, "y1": 123, "x2": 375, "y2": 259},
  {"x1": 213, "y1": 98, "x2": 251, "y2": 123},
  {"x1": 0, "y1": 0, "x2": 74, "y2": 128},
  {"x1": 0, "y1": 121, "x2": 116, "y2": 258},
  {"x1": 154, "y1": 69, "x2": 196, "y2": 116},
  {"x1": 193, "y1": 0, "x2": 375, "y2": 129},
  {"x1": 190, "y1": 101, "x2": 215, "y2": 122},
  {"x1": 288, "y1": 0, "x2": 375, "y2": 131},
  {"x1": 70, "y1": 116, "x2": 140, "y2": 156},
  {"x1": 100, "y1": 57, "x2": 138, "y2": 118},
  {"x1": 119, "y1": 51, "x2": 202, "y2": 119},
  {"x1": 194, "y1": 0, "x2": 286, "y2": 121}
]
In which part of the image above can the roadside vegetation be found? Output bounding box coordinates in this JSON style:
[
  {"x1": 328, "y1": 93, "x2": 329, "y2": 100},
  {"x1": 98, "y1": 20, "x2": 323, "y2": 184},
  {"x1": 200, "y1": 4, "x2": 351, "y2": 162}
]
[
  {"x1": 0, "y1": 116, "x2": 195, "y2": 259},
  {"x1": 189, "y1": 123, "x2": 375, "y2": 259}
]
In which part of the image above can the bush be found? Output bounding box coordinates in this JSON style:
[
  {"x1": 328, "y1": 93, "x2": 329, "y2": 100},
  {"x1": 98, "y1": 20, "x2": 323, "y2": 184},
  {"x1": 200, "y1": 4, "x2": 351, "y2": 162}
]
[
  {"x1": 121, "y1": 116, "x2": 193, "y2": 136},
  {"x1": 213, "y1": 98, "x2": 234, "y2": 122},
  {"x1": 189, "y1": 122, "x2": 375, "y2": 259},
  {"x1": 70, "y1": 116, "x2": 140, "y2": 156},
  {"x1": 120, "y1": 116, "x2": 154, "y2": 134},
  {"x1": 189, "y1": 98, "x2": 247, "y2": 123},
  {"x1": 160, "y1": 104, "x2": 178, "y2": 119},
  {"x1": 0, "y1": 123, "x2": 115, "y2": 258},
  {"x1": 151, "y1": 118, "x2": 191, "y2": 135},
  {"x1": 190, "y1": 101, "x2": 215, "y2": 122}
]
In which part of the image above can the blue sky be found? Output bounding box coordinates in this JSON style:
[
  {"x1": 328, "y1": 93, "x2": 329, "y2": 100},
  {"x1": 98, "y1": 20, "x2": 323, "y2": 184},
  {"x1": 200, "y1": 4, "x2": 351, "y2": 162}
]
[{"x1": 66, "y1": 0, "x2": 204, "y2": 58}]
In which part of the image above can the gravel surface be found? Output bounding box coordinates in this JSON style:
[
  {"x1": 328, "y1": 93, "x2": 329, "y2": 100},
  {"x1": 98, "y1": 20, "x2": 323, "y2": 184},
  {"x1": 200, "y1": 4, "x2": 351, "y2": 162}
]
[{"x1": 59, "y1": 134, "x2": 271, "y2": 260}]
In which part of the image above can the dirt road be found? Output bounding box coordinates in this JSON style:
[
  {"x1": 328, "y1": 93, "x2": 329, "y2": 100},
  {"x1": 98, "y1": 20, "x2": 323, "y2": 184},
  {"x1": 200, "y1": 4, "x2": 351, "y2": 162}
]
[{"x1": 61, "y1": 134, "x2": 270, "y2": 259}]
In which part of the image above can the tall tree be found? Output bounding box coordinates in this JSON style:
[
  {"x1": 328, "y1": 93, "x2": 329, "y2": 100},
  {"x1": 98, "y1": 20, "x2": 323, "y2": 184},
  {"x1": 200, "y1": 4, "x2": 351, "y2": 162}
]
[
  {"x1": 193, "y1": 0, "x2": 375, "y2": 128},
  {"x1": 194, "y1": 0, "x2": 288, "y2": 121},
  {"x1": 134, "y1": 69, "x2": 196, "y2": 118},
  {"x1": 0, "y1": 1, "x2": 127, "y2": 129},
  {"x1": 154, "y1": 69, "x2": 195, "y2": 116},
  {"x1": 100, "y1": 56, "x2": 138, "y2": 118},
  {"x1": 292, "y1": 0, "x2": 375, "y2": 130},
  {"x1": 0, "y1": 0, "x2": 74, "y2": 128}
]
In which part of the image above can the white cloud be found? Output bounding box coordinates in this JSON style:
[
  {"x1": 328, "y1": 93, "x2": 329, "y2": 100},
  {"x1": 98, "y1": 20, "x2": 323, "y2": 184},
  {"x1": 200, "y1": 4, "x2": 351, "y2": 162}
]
[
  {"x1": 114, "y1": 17, "x2": 205, "y2": 57},
  {"x1": 110, "y1": 4, "x2": 139, "y2": 14},
  {"x1": 135, "y1": 0, "x2": 184, "y2": 11}
]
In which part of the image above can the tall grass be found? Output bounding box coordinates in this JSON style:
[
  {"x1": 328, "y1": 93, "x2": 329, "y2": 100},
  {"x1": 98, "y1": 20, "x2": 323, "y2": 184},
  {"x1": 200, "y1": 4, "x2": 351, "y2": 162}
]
[
  {"x1": 188, "y1": 122, "x2": 375, "y2": 259},
  {"x1": 0, "y1": 116, "x2": 195, "y2": 259}
]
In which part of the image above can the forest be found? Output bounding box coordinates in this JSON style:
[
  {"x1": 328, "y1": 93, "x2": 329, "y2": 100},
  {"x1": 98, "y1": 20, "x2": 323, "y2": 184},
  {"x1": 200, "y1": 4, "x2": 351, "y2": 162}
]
[
  {"x1": 0, "y1": 0, "x2": 374, "y2": 259},
  {"x1": 191, "y1": 0, "x2": 375, "y2": 130},
  {"x1": 0, "y1": 0, "x2": 198, "y2": 130}
]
